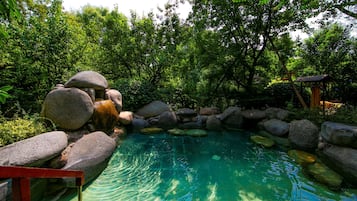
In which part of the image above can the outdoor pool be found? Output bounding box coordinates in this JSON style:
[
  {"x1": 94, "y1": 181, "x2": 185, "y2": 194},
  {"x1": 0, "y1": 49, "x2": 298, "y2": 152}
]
[{"x1": 59, "y1": 131, "x2": 357, "y2": 201}]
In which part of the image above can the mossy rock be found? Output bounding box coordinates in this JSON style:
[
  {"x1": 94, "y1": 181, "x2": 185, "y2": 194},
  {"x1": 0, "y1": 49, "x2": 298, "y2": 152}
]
[
  {"x1": 140, "y1": 127, "x2": 164, "y2": 134},
  {"x1": 287, "y1": 149, "x2": 317, "y2": 165},
  {"x1": 168, "y1": 128, "x2": 186, "y2": 136},
  {"x1": 306, "y1": 162, "x2": 343, "y2": 189},
  {"x1": 186, "y1": 129, "x2": 208, "y2": 137},
  {"x1": 250, "y1": 135, "x2": 275, "y2": 148}
]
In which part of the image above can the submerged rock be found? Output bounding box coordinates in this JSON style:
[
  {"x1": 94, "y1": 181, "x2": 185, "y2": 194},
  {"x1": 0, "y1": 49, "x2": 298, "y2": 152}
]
[
  {"x1": 288, "y1": 149, "x2": 317, "y2": 165},
  {"x1": 306, "y1": 161, "x2": 343, "y2": 190},
  {"x1": 250, "y1": 135, "x2": 275, "y2": 148},
  {"x1": 168, "y1": 128, "x2": 186, "y2": 136},
  {"x1": 212, "y1": 155, "x2": 221, "y2": 160},
  {"x1": 140, "y1": 127, "x2": 164, "y2": 134},
  {"x1": 186, "y1": 129, "x2": 208, "y2": 137},
  {"x1": 319, "y1": 144, "x2": 357, "y2": 186}
]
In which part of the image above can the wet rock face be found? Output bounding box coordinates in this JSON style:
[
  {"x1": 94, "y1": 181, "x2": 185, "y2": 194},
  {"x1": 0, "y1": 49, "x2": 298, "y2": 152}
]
[
  {"x1": 42, "y1": 87, "x2": 94, "y2": 130},
  {"x1": 320, "y1": 121, "x2": 357, "y2": 148}
]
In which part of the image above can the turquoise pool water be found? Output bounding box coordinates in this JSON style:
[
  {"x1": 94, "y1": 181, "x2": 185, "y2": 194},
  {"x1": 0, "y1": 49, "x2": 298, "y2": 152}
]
[{"x1": 61, "y1": 131, "x2": 357, "y2": 201}]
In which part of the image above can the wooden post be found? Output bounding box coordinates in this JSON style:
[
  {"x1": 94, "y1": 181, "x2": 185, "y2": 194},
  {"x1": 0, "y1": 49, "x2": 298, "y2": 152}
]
[{"x1": 12, "y1": 177, "x2": 31, "y2": 201}]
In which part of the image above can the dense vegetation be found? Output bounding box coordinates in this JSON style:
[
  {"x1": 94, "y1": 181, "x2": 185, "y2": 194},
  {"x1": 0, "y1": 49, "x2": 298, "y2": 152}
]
[{"x1": 0, "y1": 0, "x2": 356, "y2": 144}]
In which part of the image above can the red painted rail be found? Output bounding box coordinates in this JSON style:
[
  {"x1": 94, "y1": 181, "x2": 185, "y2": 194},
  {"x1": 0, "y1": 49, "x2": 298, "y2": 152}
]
[{"x1": 0, "y1": 166, "x2": 84, "y2": 201}]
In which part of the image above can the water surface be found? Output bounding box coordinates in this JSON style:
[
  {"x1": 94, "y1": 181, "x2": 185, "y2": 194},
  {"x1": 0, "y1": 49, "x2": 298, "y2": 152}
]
[{"x1": 60, "y1": 131, "x2": 357, "y2": 201}]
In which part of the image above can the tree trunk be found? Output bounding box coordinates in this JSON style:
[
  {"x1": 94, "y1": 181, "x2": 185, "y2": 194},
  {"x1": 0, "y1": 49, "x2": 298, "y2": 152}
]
[{"x1": 268, "y1": 37, "x2": 308, "y2": 108}]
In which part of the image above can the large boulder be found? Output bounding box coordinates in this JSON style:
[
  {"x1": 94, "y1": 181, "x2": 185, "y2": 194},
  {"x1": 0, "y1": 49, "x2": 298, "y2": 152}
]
[
  {"x1": 105, "y1": 89, "x2": 123, "y2": 113},
  {"x1": 157, "y1": 111, "x2": 177, "y2": 129},
  {"x1": 64, "y1": 71, "x2": 108, "y2": 90},
  {"x1": 289, "y1": 119, "x2": 319, "y2": 151},
  {"x1": 219, "y1": 107, "x2": 243, "y2": 129},
  {"x1": 206, "y1": 115, "x2": 222, "y2": 131},
  {"x1": 218, "y1": 107, "x2": 241, "y2": 121},
  {"x1": 0, "y1": 131, "x2": 68, "y2": 166},
  {"x1": 242, "y1": 109, "x2": 266, "y2": 128},
  {"x1": 263, "y1": 119, "x2": 289, "y2": 137},
  {"x1": 265, "y1": 107, "x2": 290, "y2": 121},
  {"x1": 199, "y1": 107, "x2": 220, "y2": 116},
  {"x1": 62, "y1": 131, "x2": 116, "y2": 185},
  {"x1": 131, "y1": 118, "x2": 149, "y2": 131},
  {"x1": 320, "y1": 121, "x2": 357, "y2": 148},
  {"x1": 135, "y1": 101, "x2": 171, "y2": 118},
  {"x1": 92, "y1": 100, "x2": 119, "y2": 132},
  {"x1": 319, "y1": 144, "x2": 357, "y2": 186},
  {"x1": 242, "y1": 109, "x2": 266, "y2": 120},
  {"x1": 42, "y1": 88, "x2": 94, "y2": 130},
  {"x1": 176, "y1": 108, "x2": 197, "y2": 123}
]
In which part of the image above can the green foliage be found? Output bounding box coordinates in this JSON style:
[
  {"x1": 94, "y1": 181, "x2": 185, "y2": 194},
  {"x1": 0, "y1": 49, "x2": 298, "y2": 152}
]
[
  {"x1": 293, "y1": 24, "x2": 357, "y2": 103},
  {"x1": 0, "y1": 85, "x2": 12, "y2": 104},
  {"x1": 288, "y1": 105, "x2": 357, "y2": 126},
  {"x1": 113, "y1": 79, "x2": 161, "y2": 111},
  {"x1": 265, "y1": 82, "x2": 309, "y2": 108},
  {"x1": 0, "y1": 115, "x2": 49, "y2": 147}
]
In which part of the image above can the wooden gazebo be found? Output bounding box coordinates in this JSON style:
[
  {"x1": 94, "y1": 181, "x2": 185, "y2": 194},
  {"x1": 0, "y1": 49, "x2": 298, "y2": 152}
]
[{"x1": 295, "y1": 74, "x2": 332, "y2": 109}]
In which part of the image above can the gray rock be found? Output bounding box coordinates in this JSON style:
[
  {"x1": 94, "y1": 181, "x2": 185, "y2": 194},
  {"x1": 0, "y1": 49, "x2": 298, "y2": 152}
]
[
  {"x1": 0, "y1": 131, "x2": 68, "y2": 166},
  {"x1": 42, "y1": 87, "x2": 94, "y2": 130},
  {"x1": 131, "y1": 118, "x2": 149, "y2": 131},
  {"x1": 199, "y1": 107, "x2": 220, "y2": 115},
  {"x1": 241, "y1": 109, "x2": 266, "y2": 120},
  {"x1": 135, "y1": 101, "x2": 171, "y2": 118},
  {"x1": 105, "y1": 89, "x2": 123, "y2": 113},
  {"x1": 206, "y1": 115, "x2": 222, "y2": 131},
  {"x1": 64, "y1": 71, "x2": 108, "y2": 90},
  {"x1": 217, "y1": 106, "x2": 241, "y2": 121},
  {"x1": 289, "y1": 119, "x2": 319, "y2": 151},
  {"x1": 265, "y1": 107, "x2": 290, "y2": 120},
  {"x1": 176, "y1": 108, "x2": 197, "y2": 117},
  {"x1": 320, "y1": 121, "x2": 357, "y2": 148},
  {"x1": 218, "y1": 107, "x2": 243, "y2": 129},
  {"x1": 319, "y1": 144, "x2": 357, "y2": 185},
  {"x1": 62, "y1": 131, "x2": 116, "y2": 185},
  {"x1": 263, "y1": 119, "x2": 289, "y2": 137},
  {"x1": 157, "y1": 111, "x2": 177, "y2": 129}
]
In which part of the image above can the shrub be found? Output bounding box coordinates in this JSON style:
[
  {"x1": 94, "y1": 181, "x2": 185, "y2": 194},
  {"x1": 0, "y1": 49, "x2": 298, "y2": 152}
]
[
  {"x1": 113, "y1": 79, "x2": 162, "y2": 111},
  {"x1": 265, "y1": 82, "x2": 309, "y2": 108},
  {"x1": 0, "y1": 115, "x2": 49, "y2": 147}
]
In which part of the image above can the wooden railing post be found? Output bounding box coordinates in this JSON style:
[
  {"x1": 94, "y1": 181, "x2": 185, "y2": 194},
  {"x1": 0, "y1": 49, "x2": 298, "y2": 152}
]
[
  {"x1": 12, "y1": 177, "x2": 31, "y2": 201},
  {"x1": 0, "y1": 166, "x2": 84, "y2": 201}
]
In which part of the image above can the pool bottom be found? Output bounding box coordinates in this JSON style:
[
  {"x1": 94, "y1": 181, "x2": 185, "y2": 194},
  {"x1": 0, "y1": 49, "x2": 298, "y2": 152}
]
[{"x1": 58, "y1": 131, "x2": 357, "y2": 201}]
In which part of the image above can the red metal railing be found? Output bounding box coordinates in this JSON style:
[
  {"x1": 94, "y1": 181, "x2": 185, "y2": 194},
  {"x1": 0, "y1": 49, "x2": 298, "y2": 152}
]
[{"x1": 0, "y1": 166, "x2": 84, "y2": 201}]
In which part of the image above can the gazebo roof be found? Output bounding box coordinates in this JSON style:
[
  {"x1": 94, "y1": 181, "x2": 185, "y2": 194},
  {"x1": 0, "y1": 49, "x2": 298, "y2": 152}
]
[{"x1": 295, "y1": 74, "x2": 332, "y2": 82}]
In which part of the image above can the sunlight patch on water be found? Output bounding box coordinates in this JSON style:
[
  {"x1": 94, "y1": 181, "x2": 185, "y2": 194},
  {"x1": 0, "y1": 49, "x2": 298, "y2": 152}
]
[
  {"x1": 206, "y1": 183, "x2": 218, "y2": 201},
  {"x1": 238, "y1": 190, "x2": 263, "y2": 201}
]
